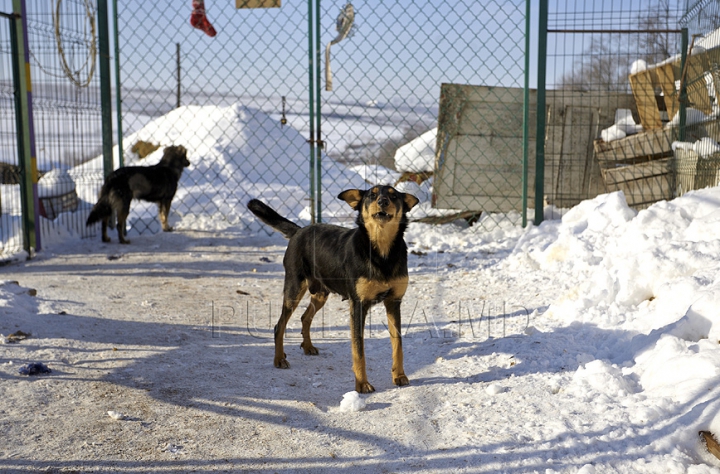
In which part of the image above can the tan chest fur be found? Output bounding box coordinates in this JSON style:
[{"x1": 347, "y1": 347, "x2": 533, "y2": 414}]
[{"x1": 355, "y1": 276, "x2": 408, "y2": 302}]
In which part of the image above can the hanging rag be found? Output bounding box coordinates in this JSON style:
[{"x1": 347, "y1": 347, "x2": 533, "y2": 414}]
[{"x1": 325, "y1": 3, "x2": 355, "y2": 91}]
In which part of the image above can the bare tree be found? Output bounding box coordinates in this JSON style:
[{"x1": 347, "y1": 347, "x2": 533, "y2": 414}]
[
  {"x1": 557, "y1": 0, "x2": 684, "y2": 92},
  {"x1": 558, "y1": 37, "x2": 631, "y2": 92},
  {"x1": 637, "y1": 0, "x2": 677, "y2": 63}
]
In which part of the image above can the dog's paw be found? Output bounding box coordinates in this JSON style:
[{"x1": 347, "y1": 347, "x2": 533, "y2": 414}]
[
  {"x1": 274, "y1": 357, "x2": 290, "y2": 369},
  {"x1": 102, "y1": 236, "x2": 111, "y2": 243},
  {"x1": 301, "y1": 342, "x2": 319, "y2": 355},
  {"x1": 120, "y1": 239, "x2": 131, "y2": 245},
  {"x1": 393, "y1": 374, "x2": 410, "y2": 386},
  {"x1": 163, "y1": 226, "x2": 174, "y2": 232},
  {"x1": 355, "y1": 381, "x2": 375, "y2": 393}
]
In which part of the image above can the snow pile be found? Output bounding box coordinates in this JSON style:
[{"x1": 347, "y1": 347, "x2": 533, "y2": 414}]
[
  {"x1": 337, "y1": 391, "x2": 366, "y2": 412},
  {"x1": 600, "y1": 109, "x2": 643, "y2": 143},
  {"x1": 673, "y1": 137, "x2": 720, "y2": 163},
  {"x1": 630, "y1": 59, "x2": 648, "y2": 74},
  {"x1": 393, "y1": 128, "x2": 436, "y2": 173},
  {"x1": 508, "y1": 188, "x2": 720, "y2": 463},
  {"x1": 37, "y1": 169, "x2": 75, "y2": 198},
  {"x1": 74, "y1": 103, "x2": 376, "y2": 232},
  {"x1": 666, "y1": 107, "x2": 716, "y2": 128},
  {"x1": 697, "y1": 26, "x2": 720, "y2": 51}
]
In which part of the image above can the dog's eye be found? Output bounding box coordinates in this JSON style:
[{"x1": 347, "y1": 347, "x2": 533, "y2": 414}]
[{"x1": 368, "y1": 192, "x2": 377, "y2": 199}]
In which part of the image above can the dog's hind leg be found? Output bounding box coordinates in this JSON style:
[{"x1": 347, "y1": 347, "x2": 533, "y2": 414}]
[
  {"x1": 116, "y1": 204, "x2": 130, "y2": 244},
  {"x1": 101, "y1": 217, "x2": 111, "y2": 242},
  {"x1": 350, "y1": 300, "x2": 375, "y2": 393},
  {"x1": 384, "y1": 298, "x2": 409, "y2": 387},
  {"x1": 300, "y1": 292, "x2": 328, "y2": 355},
  {"x1": 274, "y1": 280, "x2": 307, "y2": 369}
]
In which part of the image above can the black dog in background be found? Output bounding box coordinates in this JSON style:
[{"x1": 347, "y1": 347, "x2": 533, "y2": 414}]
[
  {"x1": 248, "y1": 185, "x2": 419, "y2": 393},
  {"x1": 86, "y1": 145, "x2": 190, "y2": 244}
]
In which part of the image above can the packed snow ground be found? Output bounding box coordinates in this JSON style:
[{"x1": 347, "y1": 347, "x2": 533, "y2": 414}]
[{"x1": 3, "y1": 184, "x2": 720, "y2": 472}]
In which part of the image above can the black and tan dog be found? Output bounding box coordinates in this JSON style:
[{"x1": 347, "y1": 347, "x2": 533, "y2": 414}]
[
  {"x1": 247, "y1": 186, "x2": 419, "y2": 393},
  {"x1": 86, "y1": 145, "x2": 190, "y2": 244}
]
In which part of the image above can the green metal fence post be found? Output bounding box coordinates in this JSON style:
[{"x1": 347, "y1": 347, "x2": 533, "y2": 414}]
[
  {"x1": 314, "y1": 0, "x2": 322, "y2": 223},
  {"x1": 679, "y1": 28, "x2": 688, "y2": 142},
  {"x1": 307, "y1": 0, "x2": 316, "y2": 224},
  {"x1": 522, "y1": 0, "x2": 530, "y2": 228},
  {"x1": 97, "y1": 0, "x2": 114, "y2": 177},
  {"x1": 12, "y1": 0, "x2": 38, "y2": 253},
  {"x1": 112, "y1": 0, "x2": 123, "y2": 167},
  {"x1": 534, "y1": 0, "x2": 548, "y2": 226}
]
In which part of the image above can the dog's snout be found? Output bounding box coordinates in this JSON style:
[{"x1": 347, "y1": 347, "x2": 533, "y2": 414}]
[{"x1": 377, "y1": 196, "x2": 390, "y2": 207}]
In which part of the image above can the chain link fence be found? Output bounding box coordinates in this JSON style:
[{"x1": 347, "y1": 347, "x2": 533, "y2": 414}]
[
  {"x1": 117, "y1": 0, "x2": 531, "y2": 235},
  {"x1": 26, "y1": 0, "x2": 103, "y2": 240},
  {"x1": 9, "y1": 1, "x2": 720, "y2": 256}
]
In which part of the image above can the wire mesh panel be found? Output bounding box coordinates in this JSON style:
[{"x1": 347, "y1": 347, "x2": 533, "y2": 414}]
[
  {"x1": 674, "y1": 0, "x2": 720, "y2": 197},
  {"x1": 546, "y1": 0, "x2": 686, "y2": 211},
  {"x1": 0, "y1": 9, "x2": 22, "y2": 258},
  {"x1": 20, "y1": 0, "x2": 102, "y2": 244},
  {"x1": 117, "y1": 1, "x2": 529, "y2": 233}
]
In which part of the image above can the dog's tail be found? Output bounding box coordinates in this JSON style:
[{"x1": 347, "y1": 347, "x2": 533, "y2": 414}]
[
  {"x1": 86, "y1": 194, "x2": 112, "y2": 227},
  {"x1": 247, "y1": 199, "x2": 301, "y2": 239}
]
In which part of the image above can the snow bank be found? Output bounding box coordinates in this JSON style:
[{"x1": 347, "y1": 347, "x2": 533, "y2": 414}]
[{"x1": 508, "y1": 187, "x2": 720, "y2": 463}]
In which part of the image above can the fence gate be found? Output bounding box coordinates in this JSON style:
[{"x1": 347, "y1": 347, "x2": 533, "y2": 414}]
[
  {"x1": 0, "y1": 10, "x2": 21, "y2": 257},
  {"x1": 0, "y1": 5, "x2": 35, "y2": 260}
]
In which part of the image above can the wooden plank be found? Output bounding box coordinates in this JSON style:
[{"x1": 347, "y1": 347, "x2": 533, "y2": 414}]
[
  {"x1": 412, "y1": 210, "x2": 481, "y2": 225},
  {"x1": 656, "y1": 63, "x2": 679, "y2": 124},
  {"x1": 686, "y1": 54, "x2": 712, "y2": 114},
  {"x1": 594, "y1": 127, "x2": 675, "y2": 166},
  {"x1": 675, "y1": 148, "x2": 698, "y2": 196},
  {"x1": 236, "y1": 0, "x2": 280, "y2": 8},
  {"x1": 601, "y1": 157, "x2": 674, "y2": 208},
  {"x1": 551, "y1": 106, "x2": 604, "y2": 208},
  {"x1": 629, "y1": 69, "x2": 662, "y2": 130}
]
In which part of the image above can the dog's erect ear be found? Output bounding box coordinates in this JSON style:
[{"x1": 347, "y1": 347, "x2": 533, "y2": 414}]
[
  {"x1": 403, "y1": 193, "x2": 419, "y2": 210},
  {"x1": 338, "y1": 189, "x2": 364, "y2": 210}
]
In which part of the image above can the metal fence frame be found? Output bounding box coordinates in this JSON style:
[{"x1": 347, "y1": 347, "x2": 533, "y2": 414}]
[
  {"x1": 113, "y1": 0, "x2": 532, "y2": 238},
  {"x1": 7, "y1": 1, "x2": 720, "y2": 258},
  {"x1": 0, "y1": 2, "x2": 37, "y2": 258}
]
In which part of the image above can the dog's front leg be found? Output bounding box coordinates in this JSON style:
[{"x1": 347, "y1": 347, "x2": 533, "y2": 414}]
[
  {"x1": 384, "y1": 298, "x2": 409, "y2": 387},
  {"x1": 159, "y1": 200, "x2": 173, "y2": 232},
  {"x1": 350, "y1": 299, "x2": 374, "y2": 393}
]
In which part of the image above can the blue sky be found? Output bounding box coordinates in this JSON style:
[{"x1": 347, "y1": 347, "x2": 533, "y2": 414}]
[{"x1": 113, "y1": 0, "x2": 531, "y2": 106}]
